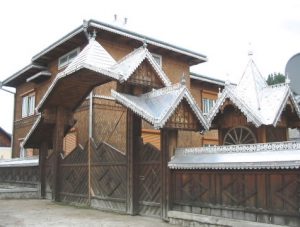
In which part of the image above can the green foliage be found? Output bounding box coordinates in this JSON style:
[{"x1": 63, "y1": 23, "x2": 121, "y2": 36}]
[{"x1": 266, "y1": 73, "x2": 286, "y2": 85}]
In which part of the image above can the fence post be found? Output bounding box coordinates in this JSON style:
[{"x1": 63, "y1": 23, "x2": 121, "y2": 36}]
[
  {"x1": 39, "y1": 141, "x2": 48, "y2": 198},
  {"x1": 161, "y1": 129, "x2": 178, "y2": 220},
  {"x1": 126, "y1": 110, "x2": 141, "y2": 215}
]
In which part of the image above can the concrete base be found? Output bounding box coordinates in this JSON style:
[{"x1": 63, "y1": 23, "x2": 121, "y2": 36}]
[
  {"x1": 0, "y1": 184, "x2": 39, "y2": 199},
  {"x1": 168, "y1": 211, "x2": 284, "y2": 227}
]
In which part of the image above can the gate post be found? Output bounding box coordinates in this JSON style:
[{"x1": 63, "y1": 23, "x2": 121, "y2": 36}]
[
  {"x1": 52, "y1": 106, "x2": 67, "y2": 202},
  {"x1": 126, "y1": 110, "x2": 141, "y2": 215},
  {"x1": 39, "y1": 141, "x2": 48, "y2": 199},
  {"x1": 161, "y1": 129, "x2": 178, "y2": 220}
]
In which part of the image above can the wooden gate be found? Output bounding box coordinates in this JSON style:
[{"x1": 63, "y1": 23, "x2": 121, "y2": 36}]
[
  {"x1": 91, "y1": 141, "x2": 127, "y2": 212},
  {"x1": 137, "y1": 143, "x2": 161, "y2": 217}
]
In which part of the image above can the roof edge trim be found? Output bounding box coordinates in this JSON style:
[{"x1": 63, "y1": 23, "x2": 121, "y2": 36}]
[
  {"x1": 31, "y1": 25, "x2": 84, "y2": 62},
  {"x1": 3, "y1": 64, "x2": 47, "y2": 86}
]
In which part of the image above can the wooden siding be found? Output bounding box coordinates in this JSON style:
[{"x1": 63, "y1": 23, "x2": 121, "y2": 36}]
[{"x1": 141, "y1": 129, "x2": 160, "y2": 149}]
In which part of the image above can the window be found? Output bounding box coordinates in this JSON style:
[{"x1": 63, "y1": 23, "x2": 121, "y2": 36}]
[
  {"x1": 22, "y1": 93, "x2": 35, "y2": 118},
  {"x1": 202, "y1": 98, "x2": 215, "y2": 114},
  {"x1": 58, "y1": 48, "x2": 80, "y2": 69},
  {"x1": 151, "y1": 53, "x2": 162, "y2": 67}
]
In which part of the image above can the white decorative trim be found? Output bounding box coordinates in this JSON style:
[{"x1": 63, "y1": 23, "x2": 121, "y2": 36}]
[
  {"x1": 169, "y1": 141, "x2": 300, "y2": 170},
  {"x1": 176, "y1": 141, "x2": 300, "y2": 155}
]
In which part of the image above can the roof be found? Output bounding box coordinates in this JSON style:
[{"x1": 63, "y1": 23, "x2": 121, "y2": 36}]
[
  {"x1": 4, "y1": 19, "x2": 205, "y2": 88},
  {"x1": 207, "y1": 58, "x2": 300, "y2": 127},
  {"x1": 36, "y1": 36, "x2": 120, "y2": 111},
  {"x1": 37, "y1": 38, "x2": 171, "y2": 112},
  {"x1": 0, "y1": 127, "x2": 11, "y2": 141},
  {"x1": 168, "y1": 141, "x2": 300, "y2": 170},
  {"x1": 32, "y1": 19, "x2": 207, "y2": 65},
  {"x1": 3, "y1": 64, "x2": 47, "y2": 87},
  {"x1": 111, "y1": 83, "x2": 209, "y2": 130},
  {"x1": 190, "y1": 72, "x2": 225, "y2": 86},
  {"x1": 110, "y1": 45, "x2": 171, "y2": 86}
]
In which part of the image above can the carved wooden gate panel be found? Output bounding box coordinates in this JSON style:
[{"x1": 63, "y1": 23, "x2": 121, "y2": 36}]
[
  {"x1": 91, "y1": 141, "x2": 127, "y2": 212},
  {"x1": 59, "y1": 145, "x2": 89, "y2": 204},
  {"x1": 137, "y1": 143, "x2": 161, "y2": 217}
]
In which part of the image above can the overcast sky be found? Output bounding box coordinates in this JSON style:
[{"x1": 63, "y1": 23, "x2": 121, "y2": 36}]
[{"x1": 0, "y1": 0, "x2": 300, "y2": 133}]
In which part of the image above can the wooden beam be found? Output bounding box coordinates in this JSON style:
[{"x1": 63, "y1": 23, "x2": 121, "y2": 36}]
[
  {"x1": 52, "y1": 106, "x2": 67, "y2": 201},
  {"x1": 39, "y1": 141, "x2": 48, "y2": 199},
  {"x1": 161, "y1": 129, "x2": 178, "y2": 220},
  {"x1": 126, "y1": 110, "x2": 141, "y2": 215}
]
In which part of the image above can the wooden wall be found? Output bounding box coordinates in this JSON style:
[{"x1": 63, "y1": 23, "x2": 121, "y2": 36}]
[{"x1": 171, "y1": 170, "x2": 300, "y2": 227}]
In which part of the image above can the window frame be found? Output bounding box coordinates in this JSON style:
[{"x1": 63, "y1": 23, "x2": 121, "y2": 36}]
[
  {"x1": 202, "y1": 98, "x2": 215, "y2": 114},
  {"x1": 151, "y1": 53, "x2": 162, "y2": 67},
  {"x1": 58, "y1": 47, "x2": 80, "y2": 70},
  {"x1": 21, "y1": 91, "x2": 35, "y2": 118}
]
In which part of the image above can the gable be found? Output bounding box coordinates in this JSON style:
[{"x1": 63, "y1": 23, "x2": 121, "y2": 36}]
[
  {"x1": 212, "y1": 98, "x2": 249, "y2": 128},
  {"x1": 127, "y1": 59, "x2": 164, "y2": 89},
  {"x1": 165, "y1": 99, "x2": 201, "y2": 131}
]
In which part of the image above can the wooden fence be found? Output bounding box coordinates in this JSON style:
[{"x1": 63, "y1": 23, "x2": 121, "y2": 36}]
[
  {"x1": 171, "y1": 170, "x2": 300, "y2": 226},
  {"x1": 0, "y1": 157, "x2": 39, "y2": 188}
]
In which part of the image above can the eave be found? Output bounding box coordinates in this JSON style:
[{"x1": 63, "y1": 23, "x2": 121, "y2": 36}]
[
  {"x1": 3, "y1": 64, "x2": 47, "y2": 87},
  {"x1": 32, "y1": 19, "x2": 207, "y2": 66}
]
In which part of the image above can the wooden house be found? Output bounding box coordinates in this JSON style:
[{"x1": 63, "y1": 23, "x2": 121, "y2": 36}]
[
  {"x1": 2, "y1": 20, "x2": 222, "y2": 158},
  {"x1": 0, "y1": 127, "x2": 11, "y2": 159},
  {"x1": 0, "y1": 127, "x2": 11, "y2": 147}
]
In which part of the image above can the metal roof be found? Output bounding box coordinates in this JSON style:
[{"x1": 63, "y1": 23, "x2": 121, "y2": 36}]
[
  {"x1": 169, "y1": 141, "x2": 300, "y2": 170},
  {"x1": 32, "y1": 19, "x2": 207, "y2": 64},
  {"x1": 207, "y1": 58, "x2": 300, "y2": 127},
  {"x1": 112, "y1": 83, "x2": 209, "y2": 130},
  {"x1": 36, "y1": 37, "x2": 120, "y2": 112},
  {"x1": 2, "y1": 64, "x2": 46, "y2": 87},
  {"x1": 190, "y1": 72, "x2": 225, "y2": 86}
]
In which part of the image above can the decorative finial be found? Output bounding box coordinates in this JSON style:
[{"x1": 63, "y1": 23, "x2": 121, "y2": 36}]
[
  {"x1": 83, "y1": 20, "x2": 88, "y2": 29},
  {"x1": 248, "y1": 42, "x2": 253, "y2": 57},
  {"x1": 286, "y1": 73, "x2": 291, "y2": 84},
  {"x1": 92, "y1": 29, "x2": 97, "y2": 39},
  {"x1": 180, "y1": 73, "x2": 186, "y2": 85},
  {"x1": 218, "y1": 87, "x2": 222, "y2": 98},
  {"x1": 143, "y1": 40, "x2": 147, "y2": 48}
]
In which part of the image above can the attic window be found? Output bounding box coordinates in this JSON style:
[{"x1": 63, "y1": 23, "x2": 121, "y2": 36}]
[
  {"x1": 152, "y1": 53, "x2": 162, "y2": 67},
  {"x1": 58, "y1": 48, "x2": 80, "y2": 69}
]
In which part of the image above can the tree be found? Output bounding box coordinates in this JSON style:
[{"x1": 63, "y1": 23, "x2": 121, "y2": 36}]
[{"x1": 266, "y1": 73, "x2": 286, "y2": 85}]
